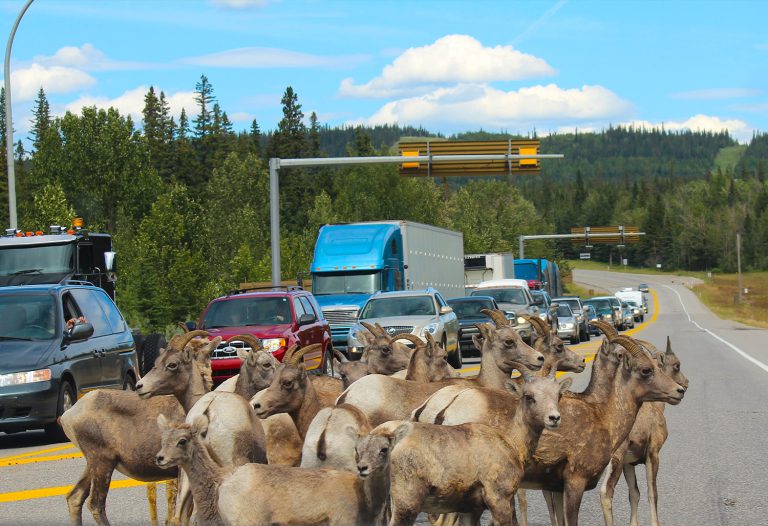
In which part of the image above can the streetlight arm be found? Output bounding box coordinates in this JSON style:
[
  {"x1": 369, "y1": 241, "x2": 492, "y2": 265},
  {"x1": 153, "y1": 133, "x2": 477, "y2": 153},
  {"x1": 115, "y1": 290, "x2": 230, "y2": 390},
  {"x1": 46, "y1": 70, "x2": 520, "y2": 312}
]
[{"x1": 4, "y1": 0, "x2": 34, "y2": 230}]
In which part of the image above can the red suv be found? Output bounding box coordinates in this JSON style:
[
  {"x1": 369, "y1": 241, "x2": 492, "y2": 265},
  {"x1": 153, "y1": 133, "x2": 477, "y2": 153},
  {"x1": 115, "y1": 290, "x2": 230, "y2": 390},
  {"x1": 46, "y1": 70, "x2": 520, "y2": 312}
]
[{"x1": 196, "y1": 286, "x2": 332, "y2": 384}]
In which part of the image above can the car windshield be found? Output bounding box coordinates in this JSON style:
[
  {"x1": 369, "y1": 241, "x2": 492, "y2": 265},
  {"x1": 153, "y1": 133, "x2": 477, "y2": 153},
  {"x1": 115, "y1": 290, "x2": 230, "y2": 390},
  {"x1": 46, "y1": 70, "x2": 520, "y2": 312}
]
[
  {"x1": 312, "y1": 271, "x2": 380, "y2": 295},
  {"x1": 360, "y1": 296, "x2": 435, "y2": 319},
  {"x1": 0, "y1": 243, "x2": 74, "y2": 276},
  {"x1": 584, "y1": 299, "x2": 611, "y2": 311},
  {"x1": 448, "y1": 300, "x2": 493, "y2": 319},
  {"x1": 557, "y1": 298, "x2": 581, "y2": 312},
  {"x1": 556, "y1": 304, "x2": 573, "y2": 318},
  {"x1": 472, "y1": 287, "x2": 527, "y2": 305},
  {"x1": 626, "y1": 300, "x2": 639, "y2": 307},
  {"x1": 0, "y1": 294, "x2": 56, "y2": 340},
  {"x1": 202, "y1": 297, "x2": 293, "y2": 328}
]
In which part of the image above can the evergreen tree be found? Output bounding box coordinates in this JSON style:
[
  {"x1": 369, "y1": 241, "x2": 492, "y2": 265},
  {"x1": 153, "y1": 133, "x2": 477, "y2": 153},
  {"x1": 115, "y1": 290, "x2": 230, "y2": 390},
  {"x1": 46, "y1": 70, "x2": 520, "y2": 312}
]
[
  {"x1": 308, "y1": 112, "x2": 321, "y2": 156},
  {"x1": 30, "y1": 87, "x2": 51, "y2": 152},
  {"x1": 249, "y1": 118, "x2": 262, "y2": 156},
  {"x1": 268, "y1": 86, "x2": 306, "y2": 158},
  {"x1": 193, "y1": 75, "x2": 215, "y2": 138}
]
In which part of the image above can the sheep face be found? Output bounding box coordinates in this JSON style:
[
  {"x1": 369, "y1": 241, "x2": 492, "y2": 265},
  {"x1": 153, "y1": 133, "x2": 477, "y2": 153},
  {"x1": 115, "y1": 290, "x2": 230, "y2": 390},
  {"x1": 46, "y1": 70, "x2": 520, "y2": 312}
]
[
  {"x1": 477, "y1": 324, "x2": 544, "y2": 372},
  {"x1": 155, "y1": 414, "x2": 208, "y2": 468},
  {"x1": 508, "y1": 376, "x2": 572, "y2": 431},
  {"x1": 238, "y1": 348, "x2": 280, "y2": 392},
  {"x1": 355, "y1": 433, "x2": 392, "y2": 478},
  {"x1": 250, "y1": 363, "x2": 307, "y2": 418}
]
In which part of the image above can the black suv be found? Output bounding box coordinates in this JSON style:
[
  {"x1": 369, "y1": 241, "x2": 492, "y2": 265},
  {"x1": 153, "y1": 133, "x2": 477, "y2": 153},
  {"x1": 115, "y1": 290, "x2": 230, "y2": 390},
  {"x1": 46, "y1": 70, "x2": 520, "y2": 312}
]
[{"x1": 0, "y1": 283, "x2": 138, "y2": 437}]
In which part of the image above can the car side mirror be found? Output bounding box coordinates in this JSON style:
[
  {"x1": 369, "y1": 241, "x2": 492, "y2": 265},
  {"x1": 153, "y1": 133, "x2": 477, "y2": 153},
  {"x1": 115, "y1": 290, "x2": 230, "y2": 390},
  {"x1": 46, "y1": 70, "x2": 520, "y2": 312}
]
[
  {"x1": 298, "y1": 313, "x2": 316, "y2": 326},
  {"x1": 66, "y1": 322, "x2": 94, "y2": 342},
  {"x1": 104, "y1": 251, "x2": 117, "y2": 282},
  {"x1": 439, "y1": 306, "x2": 453, "y2": 315},
  {"x1": 613, "y1": 306, "x2": 621, "y2": 311}
]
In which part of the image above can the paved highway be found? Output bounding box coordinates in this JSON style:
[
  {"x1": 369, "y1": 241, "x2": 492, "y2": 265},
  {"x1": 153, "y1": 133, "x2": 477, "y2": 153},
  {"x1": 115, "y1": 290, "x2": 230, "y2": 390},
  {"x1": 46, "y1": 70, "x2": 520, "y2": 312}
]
[{"x1": 1, "y1": 268, "x2": 765, "y2": 525}]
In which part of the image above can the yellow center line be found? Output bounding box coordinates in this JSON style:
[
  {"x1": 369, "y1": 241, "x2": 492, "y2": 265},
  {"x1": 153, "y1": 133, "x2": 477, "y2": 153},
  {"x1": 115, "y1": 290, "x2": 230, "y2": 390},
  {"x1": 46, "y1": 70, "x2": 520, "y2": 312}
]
[
  {"x1": 0, "y1": 479, "x2": 171, "y2": 504},
  {"x1": 0, "y1": 444, "x2": 75, "y2": 462},
  {"x1": 0, "y1": 452, "x2": 83, "y2": 467}
]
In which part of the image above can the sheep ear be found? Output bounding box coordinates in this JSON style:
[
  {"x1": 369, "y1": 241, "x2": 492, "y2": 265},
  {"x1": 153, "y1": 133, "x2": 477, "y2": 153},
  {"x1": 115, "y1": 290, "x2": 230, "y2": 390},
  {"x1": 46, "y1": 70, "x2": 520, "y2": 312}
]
[
  {"x1": 203, "y1": 337, "x2": 221, "y2": 358},
  {"x1": 192, "y1": 415, "x2": 209, "y2": 438},
  {"x1": 157, "y1": 414, "x2": 170, "y2": 431},
  {"x1": 181, "y1": 347, "x2": 193, "y2": 363},
  {"x1": 344, "y1": 425, "x2": 358, "y2": 441},
  {"x1": 471, "y1": 334, "x2": 484, "y2": 352},
  {"x1": 623, "y1": 352, "x2": 633, "y2": 371},
  {"x1": 236, "y1": 348, "x2": 249, "y2": 361},
  {"x1": 476, "y1": 323, "x2": 492, "y2": 340},
  {"x1": 656, "y1": 352, "x2": 667, "y2": 366},
  {"x1": 393, "y1": 422, "x2": 413, "y2": 445},
  {"x1": 504, "y1": 380, "x2": 522, "y2": 397},
  {"x1": 558, "y1": 377, "x2": 573, "y2": 393}
]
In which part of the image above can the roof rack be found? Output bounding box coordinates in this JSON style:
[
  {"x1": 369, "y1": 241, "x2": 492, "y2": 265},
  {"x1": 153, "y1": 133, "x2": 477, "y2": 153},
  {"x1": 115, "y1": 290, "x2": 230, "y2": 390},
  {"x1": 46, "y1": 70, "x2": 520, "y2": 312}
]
[
  {"x1": 226, "y1": 284, "x2": 304, "y2": 296},
  {"x1": 64, "y1": 279, "x2": 95, "y2": 287}
]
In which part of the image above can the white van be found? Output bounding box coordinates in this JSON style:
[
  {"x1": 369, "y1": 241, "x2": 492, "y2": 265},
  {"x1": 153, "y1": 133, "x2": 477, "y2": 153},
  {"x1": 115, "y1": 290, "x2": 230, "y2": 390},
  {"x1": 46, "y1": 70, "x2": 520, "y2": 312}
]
[{"x1": 615, "y1": 288, "x2": 647, "y2": 313}]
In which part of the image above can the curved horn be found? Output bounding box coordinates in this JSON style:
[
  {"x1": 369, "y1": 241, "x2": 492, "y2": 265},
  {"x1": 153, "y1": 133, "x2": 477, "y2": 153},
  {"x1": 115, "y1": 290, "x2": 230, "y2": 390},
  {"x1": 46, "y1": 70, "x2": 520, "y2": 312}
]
[
  {"x1": 227, "y1": 334, "x2": 263, "y2": 352},
  {"x1": 634, "y1": 339, "x2": 660, "y2": 356},
  {"x1": 170, "y1": 330, "x2": 209, "y2": 351},
  {"x1": 522, "y1": 315, "x2": 547, "y2": 338},
  {"x1": 332, "y1": 348, "x2": 349, "y2": 363},
  {"x1": 611, "y1": 336, "x2": 646, "y2": 358},
  {"x1": 282, "y1": 344, "x2": 299, "y2": 364},
  {"x1": 392, "y1": 333, "x2": 424, "y2": 349},
  {"x1": 374, "y1": 323, "x2": 389, "y2": 338},
  {"x1": 288, "y1": 344, "x2": 324, "y2": 366},
  {"x1": 481, "y1": 308, "x2": 510, "y2": 327},
  {"x1": 177, "y1": 321, "x2": 190, "y2": 333},
  {"x1": 360, "y1": 321, "x2": 383, "y2": 337},
  {"x1": 591, "y1": 320, "x2": 618, "y2": 340}
]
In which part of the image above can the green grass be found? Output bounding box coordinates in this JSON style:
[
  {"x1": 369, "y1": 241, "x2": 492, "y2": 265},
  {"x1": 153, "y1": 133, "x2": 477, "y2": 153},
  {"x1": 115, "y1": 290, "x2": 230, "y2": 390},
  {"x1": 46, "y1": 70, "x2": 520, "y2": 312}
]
[
  {"x1": 566, "y1": 259, "x2": 707, "y2": 280},
  {"x1": 712, "y1": 145, "x2": 747, "y2": 174}
]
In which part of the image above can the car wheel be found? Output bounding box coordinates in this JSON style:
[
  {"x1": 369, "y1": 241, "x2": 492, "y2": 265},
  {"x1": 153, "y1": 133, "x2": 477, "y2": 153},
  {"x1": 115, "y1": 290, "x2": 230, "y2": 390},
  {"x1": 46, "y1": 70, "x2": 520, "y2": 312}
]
[
  {"x1": 582, "y1": 326, "x2": 590, "y2": 341},
  {"x1": 122, "y1": 374, "x2": 136, "y2": 391},
  {"x1": 45, "y1": 381, "x2": 75, "y2": 442},
  {"x1": 570, "y1": 334, "x2": 580, "y2": 345},
  {"x1": 446, "y1": 335, "x2": 462, "y2": 369},
  {"x1": 321, "y1": 344, "x2": 333, "y2": 375},
  {"x1": 139, "y1": 333, "x2": 166, "y2": 375}
]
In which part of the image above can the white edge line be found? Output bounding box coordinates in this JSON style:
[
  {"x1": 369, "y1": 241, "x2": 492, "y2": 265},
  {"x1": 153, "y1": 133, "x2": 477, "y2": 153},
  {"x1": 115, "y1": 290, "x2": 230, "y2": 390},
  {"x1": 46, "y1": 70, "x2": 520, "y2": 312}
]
[{"x1": 662, "y1": 284, "x2": 768, "y2": 374}]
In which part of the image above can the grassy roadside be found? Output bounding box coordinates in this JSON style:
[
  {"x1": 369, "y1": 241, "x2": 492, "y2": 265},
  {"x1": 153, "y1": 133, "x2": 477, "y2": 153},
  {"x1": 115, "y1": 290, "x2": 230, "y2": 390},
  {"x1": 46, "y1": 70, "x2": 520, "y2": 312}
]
[{"x1": 566, "y1": 259, "x2": 768, "y2": 328}]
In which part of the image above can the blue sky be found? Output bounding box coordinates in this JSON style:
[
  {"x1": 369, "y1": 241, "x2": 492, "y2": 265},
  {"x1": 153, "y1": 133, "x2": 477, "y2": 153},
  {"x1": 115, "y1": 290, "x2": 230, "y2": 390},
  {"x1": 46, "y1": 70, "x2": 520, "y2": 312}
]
[{"x1": 2, "y1": 0, "x2": 767, "y2": 145}]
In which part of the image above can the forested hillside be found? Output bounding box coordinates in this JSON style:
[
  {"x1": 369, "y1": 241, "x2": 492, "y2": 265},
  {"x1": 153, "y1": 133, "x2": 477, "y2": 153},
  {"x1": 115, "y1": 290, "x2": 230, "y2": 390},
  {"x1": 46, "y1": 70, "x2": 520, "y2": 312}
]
[{"x1": 0, "y1": 78, "x2": 765, "y2": 332}]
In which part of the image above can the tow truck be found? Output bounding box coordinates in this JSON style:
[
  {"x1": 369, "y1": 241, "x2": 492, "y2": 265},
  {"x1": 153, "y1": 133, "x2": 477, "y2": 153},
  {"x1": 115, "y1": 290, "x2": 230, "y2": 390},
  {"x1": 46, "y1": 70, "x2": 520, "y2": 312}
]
[{"x1": 0, "y1": 219, "x2": 164, "y2": 374}]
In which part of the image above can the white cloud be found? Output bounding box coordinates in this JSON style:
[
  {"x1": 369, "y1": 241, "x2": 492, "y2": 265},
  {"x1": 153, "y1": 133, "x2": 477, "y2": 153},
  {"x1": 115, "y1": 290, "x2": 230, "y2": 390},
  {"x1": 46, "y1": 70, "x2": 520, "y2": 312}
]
[
  {"x1": 64, "y1": 86, "x2": 197, "y2": 124},
  {"x1": 210, "y1": 0, "x2": 269, "y2": 8},
  {"x1": 181, "y1": 47, "x2": 368, "y2": 69},
  {"x1": 356, "y1": 83, "x2": 631, "y2": 132},
  {"x1": 620, "y1": 114, "x2": 752, "y2": 143},
  {"x1": 10, "y1": 64, "x2": 96, "y2": 102},
  {"x1": 671, "y1": 88, "x2": 760, "y2": 100},
  {"x1": 230, "y1": 111, "x2": 255, "y2": 122},
  {"x1": 339, "y1": 35, "x2": 556, "y2": 99},
  {"x1": 31, "y1": 44, "x2": 152, "y2": 71}
]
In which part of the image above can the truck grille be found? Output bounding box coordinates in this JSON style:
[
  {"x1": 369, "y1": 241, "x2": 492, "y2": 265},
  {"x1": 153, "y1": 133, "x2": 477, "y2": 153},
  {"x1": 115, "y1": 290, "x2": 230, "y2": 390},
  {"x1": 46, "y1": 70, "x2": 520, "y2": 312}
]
[
  {"x1": 322, "y1": 308, "x2": 359, "y2": 326},
  {"x1": 211, "y1": 339, "x2": 254, "y2": 360}
]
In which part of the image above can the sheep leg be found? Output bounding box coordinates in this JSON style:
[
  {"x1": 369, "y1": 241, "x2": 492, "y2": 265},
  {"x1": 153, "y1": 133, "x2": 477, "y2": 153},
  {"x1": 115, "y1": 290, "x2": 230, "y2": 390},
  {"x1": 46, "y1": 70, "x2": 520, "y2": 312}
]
[
  {"x1": 485, "y1": 494, "x2": 513, "y2": 526},
  {"x1": 552, "y1": 492, "x2": 565, "y2": 526},
  {"x1": 173, "y1": 472, "x2": 194, "y2": 526},
  {"x1": 600, "y1": 456, "x2": 623, "y2": 526},
  {"x1": 543, "y1": 490, "x2": 561, "y2": 526},
  {"x1": 563, "y1": 477, "x2": 588, "y2": 526},
  {"x1": 65, "y1": 467, "x2": 92, "y2": 526},
  {"x1": 623, "y1": 464, "x2": 640, "y2": 526},
  {"x1": 457, "y1": 511, "x2": 483, "y2": 526},
  {"x1": 646, "y1": 451, "x2": 661, "y2": 526},
  {"x1": 86, "y1": 459, "x2": 117, "y2": 526},
  {"x1": 518, "y1": 489, "x2": 529, "y2": 526},
  {"x1": 147, "y1": 483, "x2": 158, "y2": 526}
]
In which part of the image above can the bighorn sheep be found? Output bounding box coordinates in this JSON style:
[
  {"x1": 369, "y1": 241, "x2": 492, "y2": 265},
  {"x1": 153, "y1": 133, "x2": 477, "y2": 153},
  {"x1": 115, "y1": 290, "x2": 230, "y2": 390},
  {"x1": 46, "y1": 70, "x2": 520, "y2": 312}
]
[
  {"x1": 337, "y1": 309, "x2": 545, "y2": 426},
  {"x1": 155, "y1": 413, "x2": 393, "y2": 526},
  {"x1": 600, "y1": 337, "x2": 690, "y2": 526},
  {"x1": 60, "y1": 330, "x2": 207, "y2": 526},
  {"x1": 301, "y1": 403, "x2": 372, "y2": 471},
  {"x1": 381, "y1": 374, "x2": 571, "y2": 525}
]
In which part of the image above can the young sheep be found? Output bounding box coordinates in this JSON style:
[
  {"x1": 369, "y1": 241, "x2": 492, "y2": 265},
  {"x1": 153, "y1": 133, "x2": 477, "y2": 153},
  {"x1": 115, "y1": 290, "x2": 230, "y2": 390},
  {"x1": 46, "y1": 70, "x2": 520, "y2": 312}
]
[
  {"x1": 381, "y1": 374, "x2": 572, "y2": 526},
  {"x1": 155, "y1": 414, "x2": 393, "y2": 526}
]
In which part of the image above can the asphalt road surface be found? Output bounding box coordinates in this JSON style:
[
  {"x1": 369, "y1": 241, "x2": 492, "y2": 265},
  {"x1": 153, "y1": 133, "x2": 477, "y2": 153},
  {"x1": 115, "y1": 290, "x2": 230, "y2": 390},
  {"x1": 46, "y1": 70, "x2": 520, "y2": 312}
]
[{"x1": 1, "y1": 268, "x2": 766, "y2": 525}]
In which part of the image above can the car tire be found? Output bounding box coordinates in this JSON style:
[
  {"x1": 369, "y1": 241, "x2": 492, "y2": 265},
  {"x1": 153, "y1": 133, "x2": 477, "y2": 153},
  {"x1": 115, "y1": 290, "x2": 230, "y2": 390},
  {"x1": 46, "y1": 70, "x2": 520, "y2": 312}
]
[
  {"x1": 139, "y1": 333, "x2": 166, "y2": 375},
  {"x1": 570, "y1": 334, "x2": 580, "y2": 345},
  {"x1": 579, "y1": 325, "x2": 589, "y2": 342},
  {"x1": 321, "y1": 344, "x2": 333, "y2": 375},
  {"x1": 446, "y1": 335, "x2": 462, "y2": 369},
  {"x1": 45, "y1": 381, "x2": 75, "y2": 442}
]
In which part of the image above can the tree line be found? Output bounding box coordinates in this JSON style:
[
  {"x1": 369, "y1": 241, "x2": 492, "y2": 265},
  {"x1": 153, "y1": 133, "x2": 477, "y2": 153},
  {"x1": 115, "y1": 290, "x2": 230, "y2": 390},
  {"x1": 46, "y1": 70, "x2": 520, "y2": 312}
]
[{"x1": 0, "y1": 77, "x2": 765, "y2": 332}]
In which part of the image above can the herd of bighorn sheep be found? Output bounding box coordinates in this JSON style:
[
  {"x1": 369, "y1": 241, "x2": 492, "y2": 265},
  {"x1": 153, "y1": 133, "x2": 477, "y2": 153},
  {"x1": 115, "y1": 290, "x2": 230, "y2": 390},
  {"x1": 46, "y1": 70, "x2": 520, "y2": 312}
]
[{"x1": 60, "y1": 308, "x2": 688, "y2": 526}]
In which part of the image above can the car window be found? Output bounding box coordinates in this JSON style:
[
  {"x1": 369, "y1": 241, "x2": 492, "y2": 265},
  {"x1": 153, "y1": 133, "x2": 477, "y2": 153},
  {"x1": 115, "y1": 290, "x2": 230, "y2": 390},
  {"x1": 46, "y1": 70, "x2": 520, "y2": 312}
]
[
  {"x1": 299, "y1": 296, "x2": 316, "y2": 318},
  {"x1": 360, "y1": 296, "x2": 436, "y2": 318},
  {"x1": 448, "y1": 300, "x2": 492, "y2": 319},
  {"x1": 472, "y1": 288, "x2": 527, "y2": 305},
  {"x1": 93, "y1": 289, "x2": 126, "y2": 334},
  {"x1": 306, "y1": 295, "x2": 325, "y2": 320},
  {"x1": 202, "y1": 297, "x2": 292, "y2": 327},
  {"x1": 70, "y1": 288, "x2": 112, "y2": 337},
  {"x1": 293, "y1": 297, "x2": 306, "y2": 318},
  {"x1": 557, "y1": 304, "x2": 573, "y2": 317},
  {"x1": 0, "y1": 293, "x2": 57, "y2": 340}
]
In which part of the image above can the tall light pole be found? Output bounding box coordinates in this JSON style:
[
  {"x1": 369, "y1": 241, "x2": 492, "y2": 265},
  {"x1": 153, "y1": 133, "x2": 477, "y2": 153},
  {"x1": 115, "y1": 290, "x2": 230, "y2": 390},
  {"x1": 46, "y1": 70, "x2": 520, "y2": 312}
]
[{"x1": 4, "y1": 0, "x2": 34, "y2": 230}]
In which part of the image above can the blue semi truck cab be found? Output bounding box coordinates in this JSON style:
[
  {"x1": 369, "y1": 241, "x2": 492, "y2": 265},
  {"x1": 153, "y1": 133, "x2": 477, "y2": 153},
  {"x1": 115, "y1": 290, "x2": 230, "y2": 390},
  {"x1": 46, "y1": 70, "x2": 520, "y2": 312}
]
[{"x1": 310, "y1": 221, "x2": 464, "y2": 354}]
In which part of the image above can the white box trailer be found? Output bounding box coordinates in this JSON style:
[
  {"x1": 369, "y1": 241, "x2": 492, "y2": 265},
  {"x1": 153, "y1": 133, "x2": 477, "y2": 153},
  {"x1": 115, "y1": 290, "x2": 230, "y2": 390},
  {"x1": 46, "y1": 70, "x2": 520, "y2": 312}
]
[
  {"x1": 399, "y1": 221, "x2": 465, "y2": 299},
  {"x1": 463, "y1": 253, "x2": 515, "y2": 293}
]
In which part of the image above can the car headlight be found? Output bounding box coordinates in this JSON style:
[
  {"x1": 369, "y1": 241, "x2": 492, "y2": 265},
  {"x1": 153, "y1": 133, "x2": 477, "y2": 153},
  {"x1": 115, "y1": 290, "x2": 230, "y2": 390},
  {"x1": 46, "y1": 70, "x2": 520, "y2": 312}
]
[
  {"x1": 602, "y1": 314, "x2": 612, "y2": 321},
  {"x1": 517, "y1": 316, "x2": 526, "y2": 325},
  {"x1": 421, "y1": 323, "x2": 439, "y2": 336},
  {"x1": 538, "y1": 312, "x2": 548, "y2": 320},
  {"x1": 262, "y1": 338, "x2": 286, "y2": 353},
  {"x1": 0, "y1": 368, "x2": 51, "y2": 387}
]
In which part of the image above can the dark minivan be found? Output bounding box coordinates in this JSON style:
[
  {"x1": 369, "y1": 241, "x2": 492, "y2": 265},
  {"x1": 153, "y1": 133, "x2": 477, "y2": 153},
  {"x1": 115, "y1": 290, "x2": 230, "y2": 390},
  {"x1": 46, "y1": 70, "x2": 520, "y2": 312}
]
[{"x1": 0, "y1": 283, "x2": 138, "y2": 437}]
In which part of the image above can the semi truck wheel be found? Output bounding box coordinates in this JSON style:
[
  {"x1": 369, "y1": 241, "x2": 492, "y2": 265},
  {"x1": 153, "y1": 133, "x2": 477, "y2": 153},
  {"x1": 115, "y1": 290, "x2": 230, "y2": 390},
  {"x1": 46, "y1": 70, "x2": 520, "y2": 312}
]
[{"x1": 139, "y1": 333, "x2": 166, "y2": 375}]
